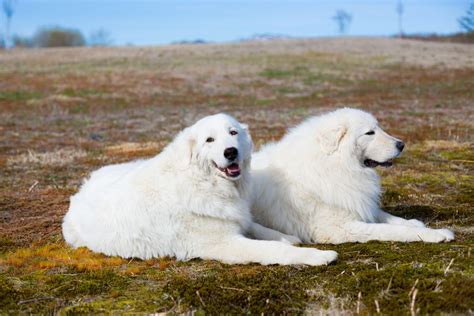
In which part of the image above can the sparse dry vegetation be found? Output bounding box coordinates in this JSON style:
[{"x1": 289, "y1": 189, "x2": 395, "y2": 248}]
[{"x1": 0, "y1": 38, "x2": 473, "y2": 313}]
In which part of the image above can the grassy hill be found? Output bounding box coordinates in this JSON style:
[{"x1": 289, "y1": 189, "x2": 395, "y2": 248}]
[{"x1": 0, "y1": 38, "x2": 473, "y2": 313}]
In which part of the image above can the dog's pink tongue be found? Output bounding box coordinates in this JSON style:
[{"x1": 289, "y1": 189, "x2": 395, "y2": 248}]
[{"x1": 227, "y1": 164, "x2": 240, "y2": 174}]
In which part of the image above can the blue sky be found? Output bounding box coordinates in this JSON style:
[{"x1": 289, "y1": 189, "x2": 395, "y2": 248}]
[{"x1": 6, "y1": 0, "x2": 472, "y2": 46}]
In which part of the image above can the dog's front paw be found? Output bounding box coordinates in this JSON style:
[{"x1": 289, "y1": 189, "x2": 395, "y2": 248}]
[
  {"x1": 418, "y1": 229, "x2": 454, "y2": 243},
  {"x1": 408, "y1": 219, "x2": 426, "y2": 228},
  {"x1": 280, "y1": 234, "x2": 302, "y2": 245},
  {"x1": 320, "y1": 250, "x2": 338, "y2": 264},
  {"x1": 435, "y1": 228, "x2": 455, "y2": 242},
  {"x1": 300, "y1": 249, "x2": 338, "y2": 266}
]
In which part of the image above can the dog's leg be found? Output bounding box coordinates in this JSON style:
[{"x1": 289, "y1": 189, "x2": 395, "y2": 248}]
[
  {"x1": 248, "y1": 222, "x2": 301, "y2": 244},
  {"x1": 199, "y1": 235, "x2": 337, "y2": 266},
  {"x1": 337, "y1": 221, "x2": 454, "y2": 243},
  {"x1": 377, "y1": 209, "x2": 426, "y2": 228}
]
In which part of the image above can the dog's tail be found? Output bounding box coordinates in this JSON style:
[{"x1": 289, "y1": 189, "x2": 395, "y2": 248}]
[
  {"x1": 62, "y1": 196, "x2": 86, "y2": 248},
  {"x1": 62, "y1": 218, "x2": 82, "y2": 248}
]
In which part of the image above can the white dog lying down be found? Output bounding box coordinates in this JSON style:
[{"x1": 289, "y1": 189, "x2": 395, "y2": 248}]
[
  {"x1": 62, "y1": 113, "x2": 337, "y2": 265},
  {"x1": 251, "y1": 108, "x2": 454, "y2": 244}
]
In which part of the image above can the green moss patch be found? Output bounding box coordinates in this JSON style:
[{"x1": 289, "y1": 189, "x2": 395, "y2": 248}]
[{"x1": 0, "y1": 90, "x2": 43, "y2": 102}]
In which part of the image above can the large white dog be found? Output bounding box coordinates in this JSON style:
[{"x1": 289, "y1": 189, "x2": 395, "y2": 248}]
[
  {"x1": 251, "y1": 108, "x2": 454, "y2": 244},
  {"x1": 63, "y1": 113, "x2": 337, "y2": 265}
]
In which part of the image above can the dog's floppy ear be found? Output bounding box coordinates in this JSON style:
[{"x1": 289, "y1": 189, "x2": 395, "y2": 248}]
[
  {"x1": 319, "y1": 125, "x2": 347, "y2": 154},
  {"x1": 239, "y1": 122, "x2": 253, "y2": 152},
  {"x1": 167, "y1": 127, "x2": 196, "y2": 168}
]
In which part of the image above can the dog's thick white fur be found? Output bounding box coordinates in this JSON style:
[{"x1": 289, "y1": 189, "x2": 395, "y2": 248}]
[
  {"x1": 62, "y1": 113, "x2": 337, "y2": 265},
  {"x1": 251, "y1": 108, "x2": 454, "y2": 244}
]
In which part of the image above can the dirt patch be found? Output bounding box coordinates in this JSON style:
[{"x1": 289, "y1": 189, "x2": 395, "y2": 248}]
[{"x1": 0, "y1": 189, "x2": 71, "y2": 249}]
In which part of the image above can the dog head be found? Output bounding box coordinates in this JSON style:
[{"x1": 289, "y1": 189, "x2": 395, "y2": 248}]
[
  {"x1": 171, "y1": 113, "x2": 253, "y2": 181},
  {"x1": 316, "y1": 108, "x2": 404, "y2": 168}
]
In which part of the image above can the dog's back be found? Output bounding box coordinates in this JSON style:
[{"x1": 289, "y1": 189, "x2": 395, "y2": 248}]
[{"x1": 62, "y1": 159, "x2": 162, "y2": 257}]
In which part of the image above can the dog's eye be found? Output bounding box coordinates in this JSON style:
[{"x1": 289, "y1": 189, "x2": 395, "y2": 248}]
[
  {"x1": 206, "y1": 137, "x2": 215, "y2": 143},
  {"x1": 230, "y1": 130, "x2": 238, "y2": 136},
  {"x1": 365, "y1": 131, "x2": 375, "y2": 135}
]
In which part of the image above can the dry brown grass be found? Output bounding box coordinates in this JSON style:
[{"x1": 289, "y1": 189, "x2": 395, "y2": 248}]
[{"x1": 7, "y1": 148, "x2": 87, "y2": 167}]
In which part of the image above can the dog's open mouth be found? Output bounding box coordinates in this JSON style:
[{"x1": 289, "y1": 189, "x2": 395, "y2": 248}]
[
  {"x1": 215, "y1": 162, "x2": 241, "y2": 178},
  {"x1": 364, "y1": 159, "x2": 393, "y2": 168}
]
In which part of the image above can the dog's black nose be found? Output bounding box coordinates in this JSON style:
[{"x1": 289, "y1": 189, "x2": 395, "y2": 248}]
[
  {"x1": 224, "y1": 147, "x2": 238, "y2": 160},
  {"x1": 396, "y1": 141, "x2": 405, "y2": 152}
]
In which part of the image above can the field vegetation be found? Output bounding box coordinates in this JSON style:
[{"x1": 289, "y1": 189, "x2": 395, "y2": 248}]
[{"x1": 0, "y1": 38, "x2": 473, "y2": 313}]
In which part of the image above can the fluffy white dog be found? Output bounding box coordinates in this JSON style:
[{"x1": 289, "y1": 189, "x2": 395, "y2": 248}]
[
  {"x1": 62, "y1": 113, "x2": 337, "y2": 265},
  {"x1": 251, "y1": 108, "x2": 454, "y2": 244}
]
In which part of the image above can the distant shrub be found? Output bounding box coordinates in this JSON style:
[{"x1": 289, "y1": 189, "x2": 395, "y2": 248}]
[
  {"x1": 33, "y1": 26, "x2": 86, "y2": 47},
  {"x1": 458, "y1": 3, "x2": 474, "y2": 33},
  {"x1": 88, "y1": 28, "x2": 113, "y2": 47},
  {"x1": 172, "y1": 39, "x2": 208, "y2": 45},
  {"x1": 12, "y1": 35, "x2": 33, "y2": 48}
]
